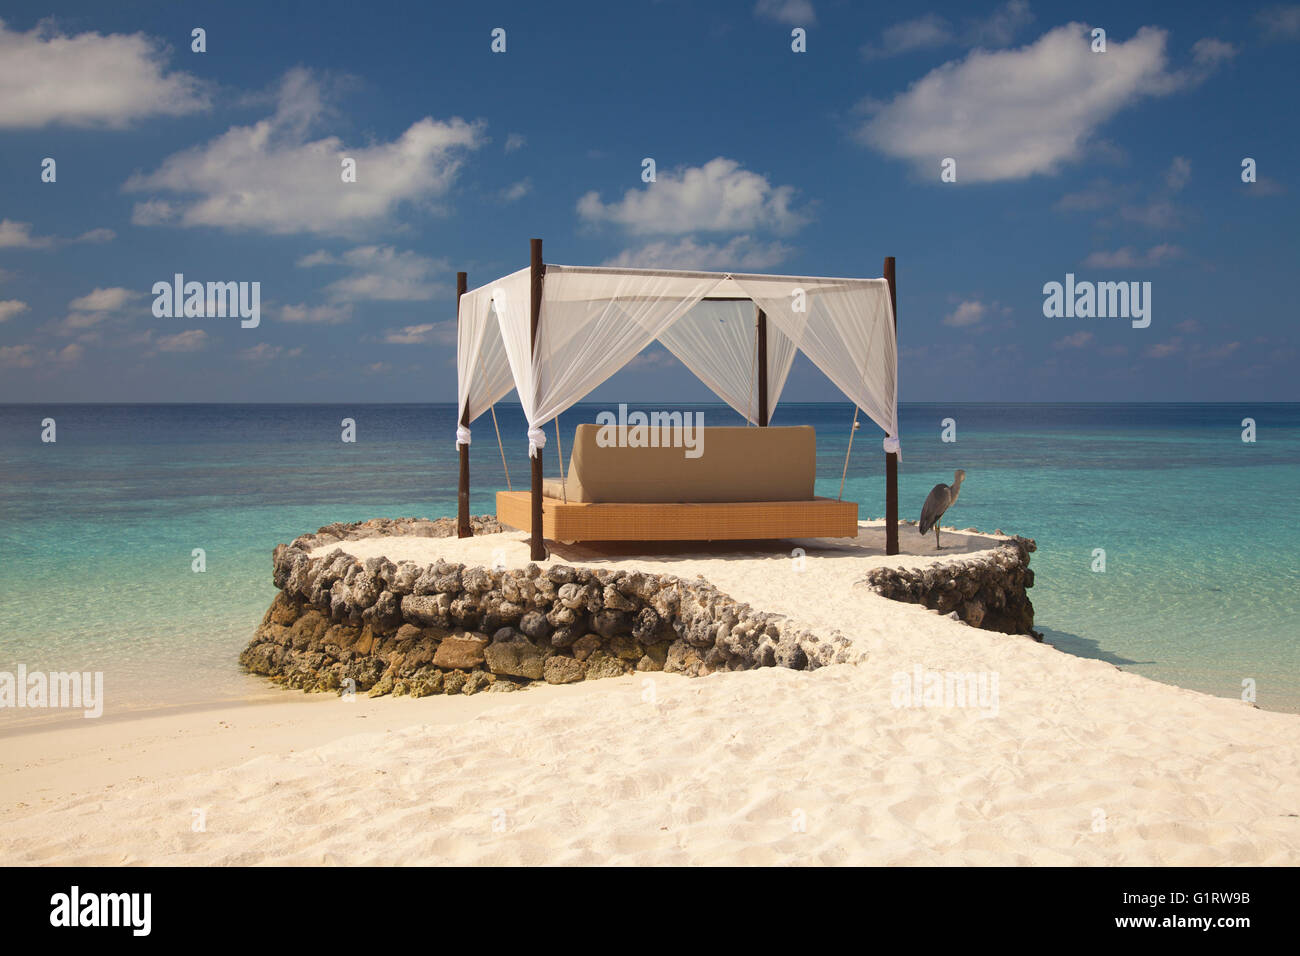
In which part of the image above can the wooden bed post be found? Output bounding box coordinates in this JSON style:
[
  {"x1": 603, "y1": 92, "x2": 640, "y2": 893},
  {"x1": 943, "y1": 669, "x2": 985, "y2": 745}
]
[
  {"x1": 884, "y1": 256, "x2": 899, "y2": 556},
  {"x1": 456, "y1": 271, "x2": 471, "y2": 538},
  {"x1": 529, "y1": 238, "x2": 546, "y2": 561},
  {"x1": 756, "y1": 308, "x2": 769, "y2": 426}
]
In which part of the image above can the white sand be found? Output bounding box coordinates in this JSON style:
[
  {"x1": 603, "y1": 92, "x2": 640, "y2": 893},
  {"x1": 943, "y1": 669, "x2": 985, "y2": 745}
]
[{"x1": 3, "y1": 522, "x2": 1297, "y2": 865}]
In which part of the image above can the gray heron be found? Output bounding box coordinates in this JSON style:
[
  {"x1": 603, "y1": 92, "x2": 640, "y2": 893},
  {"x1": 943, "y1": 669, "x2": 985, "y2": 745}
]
[{"x1": 919, "y1": 469, "x2": 965, "y2": 549}]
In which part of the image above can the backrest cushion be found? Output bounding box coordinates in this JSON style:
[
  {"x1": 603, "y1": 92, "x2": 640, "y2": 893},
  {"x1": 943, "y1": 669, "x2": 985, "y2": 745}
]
[{"x1": 562, "y1": 424, "x2": 817, "y2": 503}]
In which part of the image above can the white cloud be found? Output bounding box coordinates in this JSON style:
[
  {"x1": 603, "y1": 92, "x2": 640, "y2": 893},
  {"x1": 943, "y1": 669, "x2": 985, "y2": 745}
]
[
  {"x1": 1082, "y1": 244, "x2": 1183, "y2": 268},
  {"x1": 0, "y1": 219, "x2": 55, "y2": 249},
  {"x1": 155, "y1": 329, "x2": 208, "y2": 352},
  {"x1": 1135, "y1": 336, "x2": 1242, "y2": 364},
  {"x1": 0, "y1": 299, "x2": 29, "y2": 322},
  {"x1": 1120, "y1": 200, "x2": 1183, "y2": 229},
  {"x1": 0, "y1": 219, "x2": 116, "y2": 249},
  {"x1": 0, "y1": 18, "x2": 207, "y2": 128},
  {"x1": 504, "y1": 133, "x2": 526, "y2": 152},
  {"x1": 43, "y1": 286, "x2": 144, "y2": 336},
  {"x1": 296, "y1": 250, "x2": 336, "y2": 268},
  {"x1": 942, "y1": 300, "x2": 987, "y2": 327},
  {"x1": 1256, "y1": 5, "x2": 1300, "y2": 36},
  {"x1": 43, "y1": 286, "x2": 145, "y2": 334},
  {"x1": 626, "y1": 347, "x2": 679, "y2": 370},
  {"x1": 69, "y1": 287, "x2": 139, "y2": 312},
  {"x1": 125, "y1": 68, "x2": 485, "y2": 236},
  {"x1": 861, "y1": 2, "x2": 1032, "y2": 60},
  {"x1": 602, "y1": 235, "x2": 792, "y2": 271},
  {"x1": 500, "y1": 178, "x2": 532, "y2": 202},
  {"x1": 2, "y1": 339, "x2": 104, "y2": 366},
  {"x1": 1055, "y1": 179, "x2": 1124, "y2": 212},
  {"x1": 1164, "y1": 156, "x2": 1192, "y2": 191},
  {"x1": 56, "y1": 312, "x2": 109, "y2": 331},
  {"x1": 1198, "y1": 341, "x2": 1240, "y2": 361},
  {"x1": 858, "y1": 25, "x2": 1232, "y2": 182},
  {"x1": 76, "y1": 228, "x2": 115, "y2": 244},
  {"x1": 1244, "y1": 176, "x2": 1289, "y2": 197},
  {"x1": 279, "y1": 302, "x2": 353, "y2": 324},
  {"x1": 754, "y1": 0, "x2": 816, "y2": 26},
  {"x1": 577, "y1": 157, "x2": 810, "y2": 235},
  {"x1": 1191, "y1": 38, "x2": 1237, "y2": 68},
  {"x1": 131, "y1": 200, "x2": 176, "y2": 226},
  {"x1": 1053, "y1": 331, "x2": 1094, "y2": 350},
  {"x1": 52, "y1": 342, "x2": 84, "y2": 364},
  {"x1": 0, "y1": 344, "x2": 36, "y2": 367},
  {"x1": 299, "y1": 245, "x2": 447, "y2": 301},
  {"x1": 1056, "y1": 169, "x2": 1191, "y2": 230},
  {"x1": 381, "y1": 322, "x2": 455, "y2": 345},
  {"x1": 968, "y1": 0, "x2": 1035, "y2": 46},
  {"x1": 862, "y1": 15, "x2": 955, "y2": 60},
  {"x1": 240, "y1": 343, "x2": 303, "y2": 361},
  {"x1": 1144, "y1": 338, "x2": 1183, "y2": 359}
]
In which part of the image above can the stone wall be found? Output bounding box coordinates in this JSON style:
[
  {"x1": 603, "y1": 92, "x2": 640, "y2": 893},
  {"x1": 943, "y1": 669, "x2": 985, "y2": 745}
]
[
  {"x1": 863, "y1": 535, "x2": 1038, "y2": 637},
  {"x1": 241, "y1": 516, "x2": 859, "y2": 697},
  {"x1": 242, "y1": 518, "x2": 1040, "y2": 698}
]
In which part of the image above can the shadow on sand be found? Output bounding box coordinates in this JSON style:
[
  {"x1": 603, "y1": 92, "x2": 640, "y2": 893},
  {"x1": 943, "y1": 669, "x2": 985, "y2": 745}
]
[
  {"x1": 1037, "y1": 625, "x2": 1150, "y2": 668},
  {"x1": 543, "y1": 526, "x2": 1004, "y2": 565}
]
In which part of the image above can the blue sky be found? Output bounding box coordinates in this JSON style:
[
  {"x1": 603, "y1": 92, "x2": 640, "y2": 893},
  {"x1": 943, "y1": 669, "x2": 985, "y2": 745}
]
[{"x1": 0, "y1": 0, "x2": 1296, "y2": 403}]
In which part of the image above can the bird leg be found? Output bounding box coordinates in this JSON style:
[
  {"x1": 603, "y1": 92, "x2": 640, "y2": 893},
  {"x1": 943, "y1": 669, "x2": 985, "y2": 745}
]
[{"x1": 934, "y1": 526, "x2": 942, "y2": 550}]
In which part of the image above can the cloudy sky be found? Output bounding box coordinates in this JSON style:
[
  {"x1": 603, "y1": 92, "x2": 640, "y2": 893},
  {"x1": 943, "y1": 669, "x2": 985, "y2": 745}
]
[{"x1": 0, "y1": 0, "x2": 1296, "y2": 403}]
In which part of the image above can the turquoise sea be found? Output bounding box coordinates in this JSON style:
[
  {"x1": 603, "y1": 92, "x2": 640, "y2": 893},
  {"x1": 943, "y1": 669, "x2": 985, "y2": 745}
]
[{"x1": 1, "y1": 403, "x2": 1297, "y2": 720}]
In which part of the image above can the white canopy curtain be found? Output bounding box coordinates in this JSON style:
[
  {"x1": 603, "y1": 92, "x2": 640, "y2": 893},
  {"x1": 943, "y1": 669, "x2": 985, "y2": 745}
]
[
  {"x1": 729, "y1": 273, "x2": 899, "y2": 452},
  {"x1": 457, "y1": 262, "x2": 899, "y2": 457},
  {"x1": 454, "y1": 269, "x2": 524, "y2": 446},
  {"x1": 656, "y1": 298, "x2": 798, "y2": 424},
  {"x1": 511, "y1": 265, "x2": 724, "y2": 456}
]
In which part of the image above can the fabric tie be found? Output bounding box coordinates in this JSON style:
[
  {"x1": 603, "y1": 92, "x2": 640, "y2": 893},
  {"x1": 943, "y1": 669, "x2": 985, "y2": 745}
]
[
  {"x1": 527, "y1": 426, "x2": 547, "y2": 458},
  {"x1": 883, "y1": 434, "x2": 901, "y2": 460},
  {"x1": 455, "y1": 425, "x2": 471, "y2": 447}
]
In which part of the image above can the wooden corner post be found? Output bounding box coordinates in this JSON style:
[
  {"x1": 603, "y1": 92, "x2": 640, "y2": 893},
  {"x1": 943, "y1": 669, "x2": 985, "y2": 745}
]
[
  {"x1": 884, "y1": 256, "x2": 899, "y2": 556},
  {"x1": 529, "y1": 238, "x2": 546, "y2": 561},
  {"x1": 456, "y1": 271, "x2": 471, "y2": 538},
  {"x1": 756, "y1": 308, "x2": 769, "y2": 427}
]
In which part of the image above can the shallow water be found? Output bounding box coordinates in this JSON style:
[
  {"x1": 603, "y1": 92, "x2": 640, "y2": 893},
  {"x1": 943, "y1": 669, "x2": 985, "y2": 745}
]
[{"x1": 0, "y1": 402, "x2": 1296, "y2": 718}]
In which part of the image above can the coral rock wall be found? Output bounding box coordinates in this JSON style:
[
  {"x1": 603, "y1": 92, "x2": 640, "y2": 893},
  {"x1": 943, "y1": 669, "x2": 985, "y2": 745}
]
[
  {"x1": 863, "y1": 536, "x2": 1037, "y2": 636},
  {"x1": 241, "y1": 517, "x2": 859, "y2": 697},
  {"x1": 242, "y1": 518, "x2": 1038, "y2": 698}
]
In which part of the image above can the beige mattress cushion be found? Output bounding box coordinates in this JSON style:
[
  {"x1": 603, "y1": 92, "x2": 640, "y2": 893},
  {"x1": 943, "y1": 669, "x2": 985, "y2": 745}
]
[{"x1": 551, "y1": 424, "x2": 816, "y2": 503}]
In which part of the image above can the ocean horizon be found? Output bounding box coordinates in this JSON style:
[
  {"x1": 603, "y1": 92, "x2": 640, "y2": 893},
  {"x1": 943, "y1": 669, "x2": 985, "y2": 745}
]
[{"x1": 2, "y1": 400, "x2": 1297, "y2": 721}]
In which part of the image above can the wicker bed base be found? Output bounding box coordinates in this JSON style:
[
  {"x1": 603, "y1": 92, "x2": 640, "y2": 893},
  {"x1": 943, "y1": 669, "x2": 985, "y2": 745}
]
[{"x1": 495, "y1": 491, "x2": 858, "y2": 542}]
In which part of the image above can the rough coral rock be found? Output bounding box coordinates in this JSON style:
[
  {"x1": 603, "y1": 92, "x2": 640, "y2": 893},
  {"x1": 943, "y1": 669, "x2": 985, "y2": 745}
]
[
  {"x1": 543, "y1": 655, "x2": 586, "y2": 684},
  {"x1": 483, "y1": 636, "x2": 547, "y2": 681},
  {"x1": 243, "y1": 515, "x2": 1035, "y2": 701},
  {"x1": 432, "y1": 635, "x2": 488, "y2": 670},
  {"x1": 864, "y1": 535, "x2": 1036, "y2": 635}
]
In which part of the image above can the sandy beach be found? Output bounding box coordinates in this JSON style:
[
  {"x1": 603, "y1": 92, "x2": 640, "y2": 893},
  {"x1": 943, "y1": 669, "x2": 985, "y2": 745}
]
[
  {"x1": 4, "y1": 0, "x2": 1299, "y2": 886},
  {"x1": 2, "y1": 522, "x2": 1297, "y2": 866}
]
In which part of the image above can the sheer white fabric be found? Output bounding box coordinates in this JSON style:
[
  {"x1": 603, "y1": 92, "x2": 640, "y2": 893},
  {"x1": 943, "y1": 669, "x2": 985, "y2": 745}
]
[
  {"x1": 525, "y1": 265, "x2": 723, "y2": 448},
  {"x1": 480, "y1": 265, "x2": 535, "y2": 452},
  {"x1": 729, "y1": 273, "x2": 898, "y2": 446},
  {"x1": 463, "y1": 263, "x2": 900, "y2": 459},
  {"x1": 656, "y1": 299, "x2": 797, "y2": 424},
  {"x1": 455, "y1": 270, "x2": 522, "y2": 444}
]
